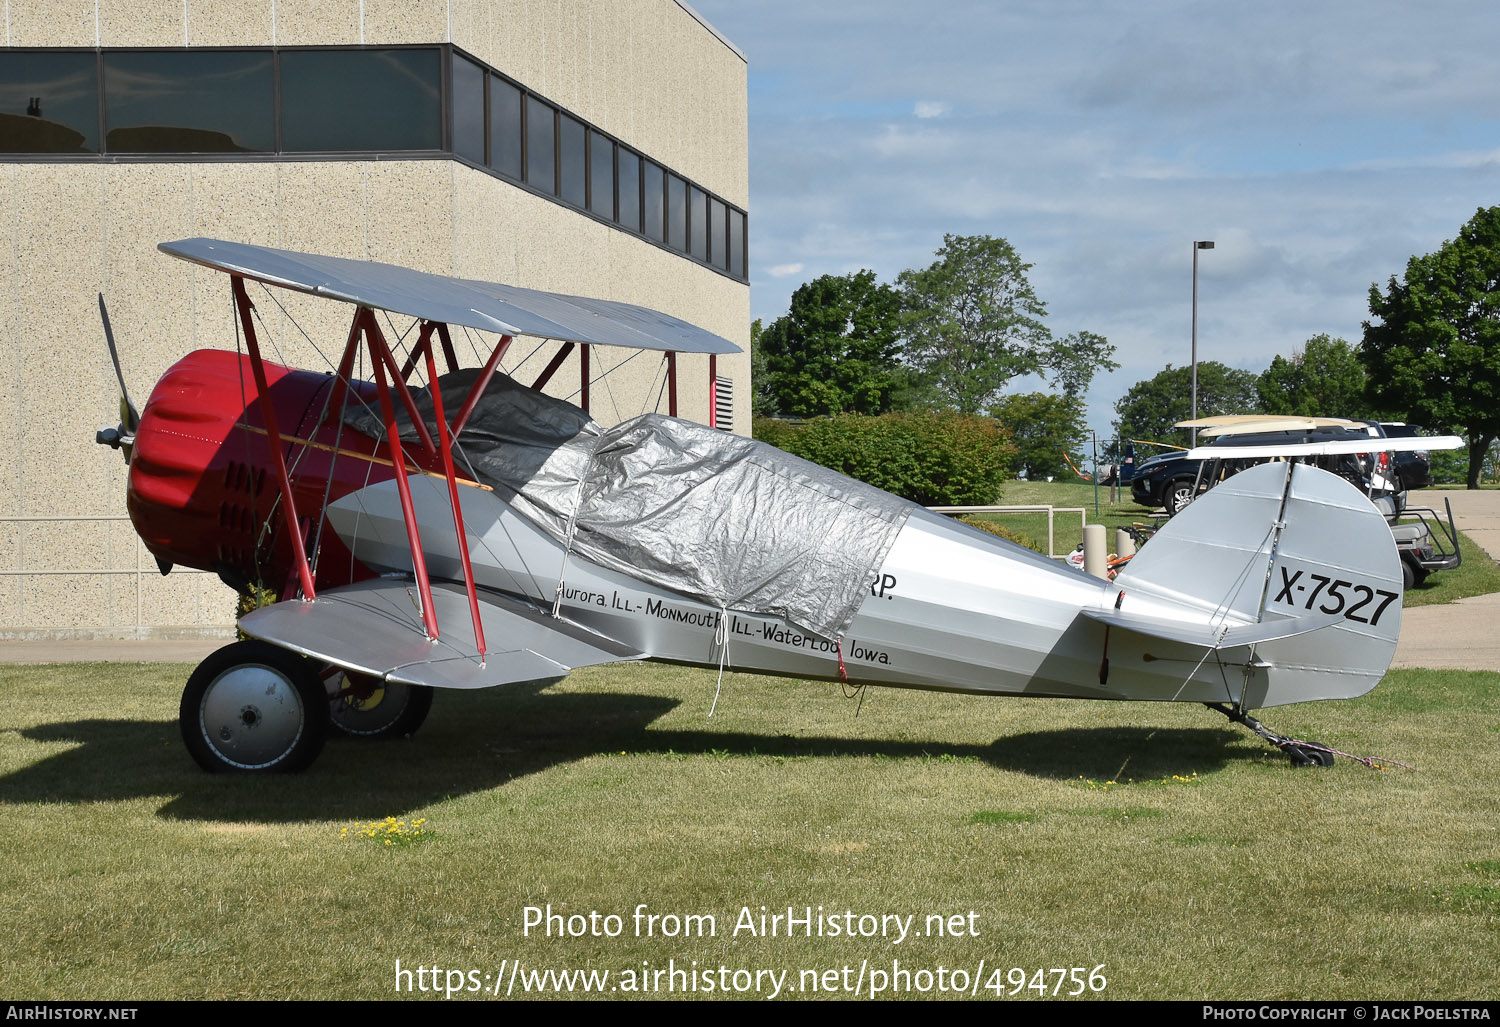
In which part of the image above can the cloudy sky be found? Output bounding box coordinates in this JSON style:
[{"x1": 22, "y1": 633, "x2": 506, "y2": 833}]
[{"x1": 688, "y1": 0, "x2": 1500, "y2": 432}]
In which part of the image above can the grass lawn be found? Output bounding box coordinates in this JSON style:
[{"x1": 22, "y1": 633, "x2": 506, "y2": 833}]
[{"x1": 2, "y1": 658, "x2": 1497, "y2": 1001}]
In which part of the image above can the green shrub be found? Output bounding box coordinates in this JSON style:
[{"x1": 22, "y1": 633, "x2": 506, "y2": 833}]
[
  {"x1": 753, "y1": 412, "x2": 1014, "y2": 506},
  {"x1": 959, "y1": 516, "x2": 1044, "y2": 553},
  {"x1": 234, "y1": 583, "x2": 279, "y2": 640}
]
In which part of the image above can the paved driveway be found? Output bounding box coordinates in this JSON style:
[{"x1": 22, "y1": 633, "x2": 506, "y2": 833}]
[{"x1": 1389, "y1": 488, "x2": 1500, "y2": 672}]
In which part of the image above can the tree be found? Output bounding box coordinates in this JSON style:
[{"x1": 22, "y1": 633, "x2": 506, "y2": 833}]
[
  {"x1": 749, "y1": 318, "x2": 778, "y2": 418},
  {"x1": 756, "y1": 271, "x2": 906, "y2": 417},
  {"x1": 1256, "y1": 334, "x2": 1369, "y2": 418},
  {"x1": 1113, "y1": 362, "x2": 1260, "y2": 448},
  {"x1": 898, "y1": 234, "x2": 1114, "y2": 413},
  {"x1": 989, "y1": 392, "x2": 1087, "y2": 480},
  {"x1": 1361, "y1": 206, "x2": 1500, "y2": 488},
  {"x1": 1046, "y1": 330, "x2": 1120, "y2": 399}
]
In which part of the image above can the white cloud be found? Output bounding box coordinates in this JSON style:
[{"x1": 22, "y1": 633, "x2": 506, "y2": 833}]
[
  {"x1": 914, "y1": 101, "x2": 949, "y2": 119},
  {"x1": 766, "y1": 262, "x2": 805, "y2": 278}
]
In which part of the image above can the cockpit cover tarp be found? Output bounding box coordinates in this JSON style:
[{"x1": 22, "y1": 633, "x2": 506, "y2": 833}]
[{"x1": 347, "y1": 370, "x2": 912, "y2": 641}]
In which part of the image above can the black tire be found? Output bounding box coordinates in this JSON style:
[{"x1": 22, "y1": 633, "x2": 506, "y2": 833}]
[
  {"x1": 180, "y1": 640, "x2": 328, "y2": 773},
  {"x1": 1164, "y1": 478, "x2": 1196, "y2": 516},
  {"x1": 1286, "y1": 744, "x2": 1335, "y2": 768},
  {"x1": 1290, "y1": 740, "x2": 1338, "y2": 764},
  {"x1": 1401, "y1": 558, "x2": 1416, "y2": 591},
  {"x1": 328, "y1": 673, "x2": 434, "y2": 739}
]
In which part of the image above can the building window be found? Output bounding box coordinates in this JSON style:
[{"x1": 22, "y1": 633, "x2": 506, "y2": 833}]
[
  {"x1": 103, "y1": 50, "x2": 273, "y2": 153},
  {"x1": 525, "y1": 95, "x2": 555, "y2": 193},
  {"x1": 641, "y1": 160, "x2": 665, "y2": 243},
  {"x1": 689, "y1": 185, "x2": 708, "y2": 262},
  {"x1": 588, "y1": 130, "x2": 614, "y2": 221},
  {"x1": 0, "y1": 45, "x2": 747, "y2": 282},
  {"x1": 281, "y1": 48, "x2": 441, "y2": 152},
  {"x1": 488, "y1": 76, "x2": 522, "y2": 180},
  {"x1": 558, "y1": 113, "x2": 586, "y2": 208},
  {"x1": 617, "y1": 148, "x2": 641, "y2": 233},
  {"x1": 729, "y1": 210, "x2": 745, "y2": 279},
  {"x1": 452, "y1": 54, "x2": 486, "y2": 165},
  {"x1": 666, "y1": 173, "x2": 687, "y2": 252},
  {"x1": 708, "y1": 196, "x2": 727, "y2": 270},
  {"x1": 0, "y1": 51, "x2": 99, "y2": 153}
]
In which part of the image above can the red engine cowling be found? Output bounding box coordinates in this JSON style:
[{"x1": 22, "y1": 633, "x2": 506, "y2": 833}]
[{"x1": 127, "y1": 349, "x2": 398, "y2": 597}]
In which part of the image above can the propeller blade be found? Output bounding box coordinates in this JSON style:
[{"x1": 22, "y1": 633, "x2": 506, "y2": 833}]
[{"x1": 99, "y1": 293, "x2": 140, "y2": 432}]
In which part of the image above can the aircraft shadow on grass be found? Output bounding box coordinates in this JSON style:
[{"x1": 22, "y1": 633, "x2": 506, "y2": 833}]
[{"x1": 0, "y1": 682, "x2": 1255, "y2": 823}]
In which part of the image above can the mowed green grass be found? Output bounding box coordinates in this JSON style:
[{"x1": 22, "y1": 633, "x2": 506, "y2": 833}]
[{"x1": 2, "y1": 660, "x2": 1497, "y2": 1000}]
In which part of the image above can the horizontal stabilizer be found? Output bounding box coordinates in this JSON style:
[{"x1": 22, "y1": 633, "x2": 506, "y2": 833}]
[
  {"x1": 1080, "y1": 607, "x2": 1345, "y2": 650},
  {"x1": 239, "y1": 578, "x2": 643, "y2": 690}
]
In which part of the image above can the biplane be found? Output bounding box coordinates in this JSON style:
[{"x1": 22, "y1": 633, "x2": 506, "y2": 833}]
[{"x1": 95, "y1": 240, "x2": 1449, "y2": 773}]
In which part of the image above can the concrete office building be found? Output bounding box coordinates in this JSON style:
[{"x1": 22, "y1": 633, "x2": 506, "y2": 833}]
[{"x1": 0, "y1": 0, "x2": 750, "y2": 639}]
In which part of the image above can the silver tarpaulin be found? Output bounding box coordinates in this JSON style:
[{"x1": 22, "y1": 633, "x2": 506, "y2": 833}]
[{"x1": 348, "y1": 370, "x2": 912, "y2": 640}]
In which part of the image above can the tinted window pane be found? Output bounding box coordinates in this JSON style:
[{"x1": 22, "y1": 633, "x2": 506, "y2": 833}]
[
  {"x1": 666, "y1": 174, "x2": 687, "y2": 251},
  {"x1": 641, "y1": 160, "x2": 664, "y2": 242},
  {"x1": 281, "y1": 49, "x2": 440, "y2": 151},
  {"x1": 488, "y1": 77, "x2": 521, "y2": 179},
  {"x1": 617, "y1": 149, "x2": 640, "y2": 232},
  {"x1": 452, "y1": 56, "x2": 485, "y2": 164},
  {"x1": 525, "y1": 96, "x2": 555, "y2": 192},
  {"x1": 729, "y1": 210, "x2": 745, "y2": 279},
  {"x1": 708, "y1": 197, "x2": 727, "y2": 269},
  {"x1": 0, "y1": 51, "x2": 99, "y2": 153},
  {"x1": 103, "y1": 50, "x2": 271, "y2": 153},
  {"x1": 688, "y1": 186, "x2": 708, "y2": 261},
  {"x1": 588, "y1": 131, "x2": 614, "y2": 220},
  {"x1": 558, "y1": 113, "x2": 585, "y2": 207}
]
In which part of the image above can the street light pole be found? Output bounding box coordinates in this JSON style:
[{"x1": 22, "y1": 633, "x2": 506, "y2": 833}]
[{"x1": 1191, "y1": 240, "x2": 1214, "y2": 447}]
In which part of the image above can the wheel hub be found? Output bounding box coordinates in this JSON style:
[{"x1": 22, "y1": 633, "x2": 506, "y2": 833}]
[{"x1": 198, "y1": 664, "x2": 305, "y2": 768}]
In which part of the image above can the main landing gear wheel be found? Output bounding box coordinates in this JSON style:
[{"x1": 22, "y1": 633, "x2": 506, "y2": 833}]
[
  {"x1": 180, "y1": 640, "x2": 327, "y2": 773},
  {"x1": 327, "y1": 671, "x2": 433, "y2": 739}
]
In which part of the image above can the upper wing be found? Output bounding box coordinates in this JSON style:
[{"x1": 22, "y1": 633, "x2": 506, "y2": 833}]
[
  {"x1": 238, "y1": 578, "x2": 643, "y2": 690},
  {"x1": 159, "y1": 237, "x2": 741, "y2": 355}
]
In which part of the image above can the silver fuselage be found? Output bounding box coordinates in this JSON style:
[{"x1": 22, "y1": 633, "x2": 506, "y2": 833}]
[{"x1": 327, "y1": 477, "x2": 1321, "y2": 707}]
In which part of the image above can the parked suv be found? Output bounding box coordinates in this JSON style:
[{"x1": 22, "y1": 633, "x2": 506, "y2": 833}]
[{"x1": 1130, "y1": 448, "x2": 1202, "y2": 515}]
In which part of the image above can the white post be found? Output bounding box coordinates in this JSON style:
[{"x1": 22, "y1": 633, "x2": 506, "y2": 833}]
[{"x1": 1083, "y1": 523, "x2": 1109, "y2": 579}]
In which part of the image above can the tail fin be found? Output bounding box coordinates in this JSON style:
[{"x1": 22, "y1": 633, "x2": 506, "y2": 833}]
[{"x1": 1109, "y1": 461, "x2": 1402, "y2": 708}]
